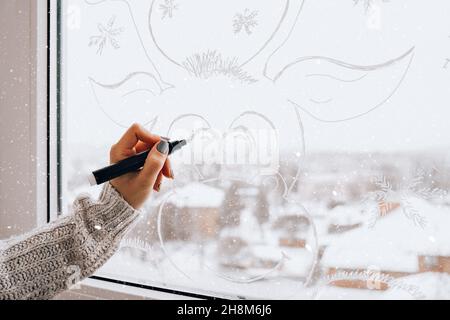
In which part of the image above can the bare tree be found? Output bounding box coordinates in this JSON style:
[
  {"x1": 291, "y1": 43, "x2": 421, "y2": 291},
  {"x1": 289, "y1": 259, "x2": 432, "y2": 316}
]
[{"x1": 220, "y1": 183, "x2": 244, "y2": 229}]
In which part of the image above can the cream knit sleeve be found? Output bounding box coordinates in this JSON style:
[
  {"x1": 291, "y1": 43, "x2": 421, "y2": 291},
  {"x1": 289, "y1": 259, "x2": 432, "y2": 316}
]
[{"x1": 0, "y1": 183, "x2": 140, "y2": 300}]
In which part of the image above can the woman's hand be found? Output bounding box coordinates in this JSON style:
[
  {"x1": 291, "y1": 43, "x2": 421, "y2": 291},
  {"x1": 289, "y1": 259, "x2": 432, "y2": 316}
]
[{"x1": 109, "y1": 123, "x2": 174, "y2": 209}]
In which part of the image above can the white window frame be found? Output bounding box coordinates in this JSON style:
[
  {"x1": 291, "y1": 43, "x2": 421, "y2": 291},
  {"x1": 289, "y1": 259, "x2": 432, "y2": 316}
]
[{"x1": 48, "y1": 0, "x2": 62, "y2": 223}]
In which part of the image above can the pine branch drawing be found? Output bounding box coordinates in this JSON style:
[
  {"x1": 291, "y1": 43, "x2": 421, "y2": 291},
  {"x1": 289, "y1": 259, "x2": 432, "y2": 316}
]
[
  {"x1": 401, "y1": 197, "x2": 427, "y2": 229},
  {"x1": 364, "y1": 169, "x2": 447, "y2": 228},
  {"x1": 364, "y1": 176, "x2": 392, "y2": 227},
  {"x1": 89, "y1": 16, "x2": 124, "y2": 55},
  {"x1": 182, "y1": 50, "x2": 258, "y2": 84}
]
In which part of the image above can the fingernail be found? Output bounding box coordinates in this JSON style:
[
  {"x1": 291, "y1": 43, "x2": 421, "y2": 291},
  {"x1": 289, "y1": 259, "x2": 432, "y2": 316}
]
[
  {"x1": 157, "y1": 140, "x2": 169, "y2": 155},
  {"x1": 170, "y1": 168, "x2": 175, "y2": 179},
  {"x1": 155, "y1": 182, "x2": 162, "y2": 192},
  {"x1": 160, "y1": 136, "x2": 170, "y2": 141}
]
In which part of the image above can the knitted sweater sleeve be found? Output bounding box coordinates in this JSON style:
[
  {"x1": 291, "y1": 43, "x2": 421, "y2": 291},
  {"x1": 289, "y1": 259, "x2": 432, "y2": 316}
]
[{"x1": 0, "y1": 183, "x2": 140, "y2": 300}]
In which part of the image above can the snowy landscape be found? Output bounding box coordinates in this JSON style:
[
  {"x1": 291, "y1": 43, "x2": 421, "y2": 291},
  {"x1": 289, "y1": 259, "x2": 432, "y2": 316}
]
[{"x1": 65, "y1": 149, "x2": 450, "y2": 299}]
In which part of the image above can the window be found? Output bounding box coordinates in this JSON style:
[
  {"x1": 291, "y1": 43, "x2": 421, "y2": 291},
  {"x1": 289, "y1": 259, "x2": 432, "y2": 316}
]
[{"x1": 61, "y1": 0, "x2": 450, "y2": 299}]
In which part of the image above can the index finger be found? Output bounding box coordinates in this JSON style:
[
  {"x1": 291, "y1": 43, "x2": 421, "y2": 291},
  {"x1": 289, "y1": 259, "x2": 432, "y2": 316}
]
[{"x1": 116, "y1": 123, "x2": 160, "y2": 150}]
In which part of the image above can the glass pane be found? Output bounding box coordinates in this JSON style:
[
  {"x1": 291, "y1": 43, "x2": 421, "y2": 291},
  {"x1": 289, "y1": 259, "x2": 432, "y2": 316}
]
[{"x1": 62, "y1": 0, "x2": 450, "y2": 299}]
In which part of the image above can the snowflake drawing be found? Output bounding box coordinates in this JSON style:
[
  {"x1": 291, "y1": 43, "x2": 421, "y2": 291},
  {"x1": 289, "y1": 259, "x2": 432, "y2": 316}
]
[
  {"x1": 364, "y1": 168, "x2": 447, "y2": 228},
  {"x1": 353, "y1": 0, "x2": 389, "y2": 14},
  {"x1": 233, "y1": 9, "x2": 259, "y2": 35},
  {"x1": 159, "y1": 0, "x2": 179, "y2": 20},
  {"x1": 444, "y1": 58, "x2": 450, "y2": 69},
  {"x1": 88, "y1": 16, "x2": 124, "y2": 55}
]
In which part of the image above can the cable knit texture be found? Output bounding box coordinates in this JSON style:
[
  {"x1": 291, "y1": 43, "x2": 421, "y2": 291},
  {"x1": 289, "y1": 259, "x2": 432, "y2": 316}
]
[{"x1": 0, "y1": 183, "x2": 140, "y2": 300}]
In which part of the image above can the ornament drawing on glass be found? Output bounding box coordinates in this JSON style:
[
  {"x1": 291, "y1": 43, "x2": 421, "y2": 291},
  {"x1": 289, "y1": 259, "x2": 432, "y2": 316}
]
[{"x1": 88, "y1": 15, "x2": 124, "y2": 55}]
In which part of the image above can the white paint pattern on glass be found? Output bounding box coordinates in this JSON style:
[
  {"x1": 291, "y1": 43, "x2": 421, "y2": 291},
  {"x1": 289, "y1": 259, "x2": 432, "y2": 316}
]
[
  {"x1": 88, "y1": 16, "x2": 124, "y2": 55},
  {"x1": 353, "y1": 0, "x2": 389, "y2": 14},
  {"x1": 63, "y1": 0, "x2": 450, "y2": 299},
  {"x1": 364, "y1": 168, "x2": 447, "y2": 229},
  {"x1": 233, "y1": 9, "x2": 259, "y2": 35},
  {"x1": 159, "y1": 0, "x2": 179, "y2": 20}
]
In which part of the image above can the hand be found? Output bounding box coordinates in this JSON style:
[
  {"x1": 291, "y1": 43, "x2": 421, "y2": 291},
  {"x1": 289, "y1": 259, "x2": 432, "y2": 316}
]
[{"x1": 109, "y1": 123, "x2": 174, "y2": 209}]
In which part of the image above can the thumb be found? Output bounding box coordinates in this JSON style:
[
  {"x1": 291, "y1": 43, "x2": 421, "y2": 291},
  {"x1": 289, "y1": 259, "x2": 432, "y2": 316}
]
[{"x1": 138, "y1": 140, "x2": 169, "y2": 187}]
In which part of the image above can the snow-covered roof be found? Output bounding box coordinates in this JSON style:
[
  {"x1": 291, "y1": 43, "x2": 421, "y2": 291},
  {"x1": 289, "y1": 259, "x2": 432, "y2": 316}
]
[
  {"x1": 166, "y1": 182, "x2": 225, "y2": 208},
  {"x1": 322, "y1": 199, "x2": 450, "y2": 272},
  {"x1": 327, "y1": 204, "x2": 366, "y2": 227}
]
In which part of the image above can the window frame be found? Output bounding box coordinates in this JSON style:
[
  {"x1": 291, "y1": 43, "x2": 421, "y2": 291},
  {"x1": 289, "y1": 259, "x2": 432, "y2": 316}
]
[{"x1": 47, "y1": 0, "x2": 63, "y2": 223}]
